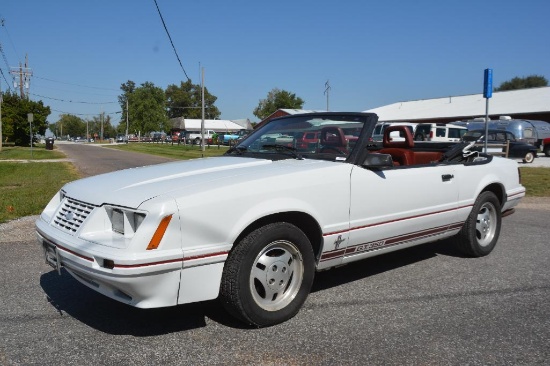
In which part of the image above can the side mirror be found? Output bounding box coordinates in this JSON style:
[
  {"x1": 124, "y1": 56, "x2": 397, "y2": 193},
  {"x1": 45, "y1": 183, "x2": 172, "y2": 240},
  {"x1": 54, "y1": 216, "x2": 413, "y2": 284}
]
[{"x1": 362, "y1": 153, "x2": 394, "y2": 169}]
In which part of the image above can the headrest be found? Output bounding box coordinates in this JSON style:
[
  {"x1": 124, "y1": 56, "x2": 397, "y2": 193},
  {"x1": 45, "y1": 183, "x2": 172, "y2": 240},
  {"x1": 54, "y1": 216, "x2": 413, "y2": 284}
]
[
  {"x1": 321, "y1": 126, "x2": 346, "y2": 146},
  {"x1": 383, "y1": 125, "x2": 414, "y2": 148}
]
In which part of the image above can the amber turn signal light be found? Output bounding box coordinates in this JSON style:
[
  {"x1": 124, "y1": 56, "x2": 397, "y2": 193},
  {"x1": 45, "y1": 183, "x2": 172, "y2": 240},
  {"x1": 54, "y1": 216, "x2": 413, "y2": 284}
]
[{"x1": 146, "y1": 214, "x2": 173, "y2": 250}]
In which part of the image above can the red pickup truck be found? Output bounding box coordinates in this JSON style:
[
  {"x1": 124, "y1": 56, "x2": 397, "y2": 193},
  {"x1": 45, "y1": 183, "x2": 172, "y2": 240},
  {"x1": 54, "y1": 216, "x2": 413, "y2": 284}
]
[{"x1": 543, "y1": 137, "x2": 550, "y2": 157}]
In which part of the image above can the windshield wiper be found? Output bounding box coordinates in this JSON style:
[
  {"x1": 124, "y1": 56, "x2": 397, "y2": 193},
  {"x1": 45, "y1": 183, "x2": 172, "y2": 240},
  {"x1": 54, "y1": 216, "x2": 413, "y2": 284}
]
[
  {"x1": 226, "y1": 146, "x2": 247, "y2": 155},
  {"x1": 261, "y1": 144, "x2": 303, "y2": 160}
]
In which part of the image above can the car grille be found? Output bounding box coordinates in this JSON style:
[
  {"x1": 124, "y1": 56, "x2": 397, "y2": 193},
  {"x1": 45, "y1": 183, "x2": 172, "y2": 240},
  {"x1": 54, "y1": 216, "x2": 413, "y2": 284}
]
[{"x1": 53, "y1": 197, "x2": 97, "y2": 233}]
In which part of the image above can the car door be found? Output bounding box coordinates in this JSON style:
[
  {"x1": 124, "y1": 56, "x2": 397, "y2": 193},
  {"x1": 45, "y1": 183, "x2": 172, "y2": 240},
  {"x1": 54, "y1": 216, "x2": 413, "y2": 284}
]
[{"x1": 343, "y1": 164, "x2": 459, "y2": 263}]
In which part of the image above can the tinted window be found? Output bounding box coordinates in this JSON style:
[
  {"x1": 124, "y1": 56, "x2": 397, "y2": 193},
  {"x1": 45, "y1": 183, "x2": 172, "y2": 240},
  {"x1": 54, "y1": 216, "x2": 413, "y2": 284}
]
[{"x1": 448, "y1": 128, "x2": 465, "y2": 139}]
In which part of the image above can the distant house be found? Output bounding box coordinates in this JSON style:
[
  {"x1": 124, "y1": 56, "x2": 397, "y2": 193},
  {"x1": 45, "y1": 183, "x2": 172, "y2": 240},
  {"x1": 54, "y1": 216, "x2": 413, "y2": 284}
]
[
  {"x1": 169, "y1": 118, "x2": 253, "y2": 135},
  {"x1": 365, "y1": 87, "x2": 550, "y2": 124}
]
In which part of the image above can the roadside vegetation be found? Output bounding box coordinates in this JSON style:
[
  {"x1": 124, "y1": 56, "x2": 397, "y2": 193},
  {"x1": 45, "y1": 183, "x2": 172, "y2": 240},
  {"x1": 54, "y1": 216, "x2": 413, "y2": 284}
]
[
  {"x1": 106, "y1": 142, "x2": 228, "y2": 159},
  {"x1": 0, "y1": 146, "x2": 66, "y2": 160},
  {"x1": 519, "y1": 167, "x2": 550, "y2": 196},
  {"x1": 0, "y1": 162, "x2": 80, "y2": 223}
]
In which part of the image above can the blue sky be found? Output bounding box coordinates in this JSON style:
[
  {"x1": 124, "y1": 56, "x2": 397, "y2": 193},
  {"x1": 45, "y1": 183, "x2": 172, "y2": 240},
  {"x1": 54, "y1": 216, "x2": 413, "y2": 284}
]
[{"x1": 1, "y1": 0, "x2": 549, "y2": 126}]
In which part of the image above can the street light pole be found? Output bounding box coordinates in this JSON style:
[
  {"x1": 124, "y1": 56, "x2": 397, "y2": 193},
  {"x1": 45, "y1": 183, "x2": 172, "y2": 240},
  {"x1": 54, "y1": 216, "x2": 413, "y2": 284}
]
[
  {"x1": 126, "y1": 99, "x2": 129, "y2": 143},
  {"x1": 201, "y1": 67, "x2": 205, "y2": 154}
]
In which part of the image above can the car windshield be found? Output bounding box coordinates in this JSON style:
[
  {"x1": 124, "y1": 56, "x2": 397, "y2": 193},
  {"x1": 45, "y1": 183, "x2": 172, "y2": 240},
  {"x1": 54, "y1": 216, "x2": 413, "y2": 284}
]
[{"x1": 230, "y1": 114, "x2": 368, "y2": 161}]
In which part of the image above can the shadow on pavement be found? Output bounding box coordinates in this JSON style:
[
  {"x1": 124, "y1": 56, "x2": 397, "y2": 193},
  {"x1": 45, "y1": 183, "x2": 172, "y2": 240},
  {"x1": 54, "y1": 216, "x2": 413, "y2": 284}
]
[
  {"x1": 39, "y1": 239, "x2": 466, "y2": 333},
  {"x1": 312, "y1": 238, "x2": 467, "y2": 293},
  {"x1": 39, "y1": 270, "x2": 230, "y2": 335}
]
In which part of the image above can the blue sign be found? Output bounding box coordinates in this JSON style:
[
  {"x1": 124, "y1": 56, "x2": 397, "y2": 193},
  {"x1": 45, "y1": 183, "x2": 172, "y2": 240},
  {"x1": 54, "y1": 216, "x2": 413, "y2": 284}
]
[{"x1": 483, "y1": 68, "x2": 493, "y2": 98}]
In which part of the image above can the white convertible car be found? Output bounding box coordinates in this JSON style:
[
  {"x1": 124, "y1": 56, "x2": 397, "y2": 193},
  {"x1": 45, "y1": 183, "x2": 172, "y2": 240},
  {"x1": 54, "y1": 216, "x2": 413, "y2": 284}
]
[{"x1": 36, "y1": 112, "x2": 525, "y2": 327}]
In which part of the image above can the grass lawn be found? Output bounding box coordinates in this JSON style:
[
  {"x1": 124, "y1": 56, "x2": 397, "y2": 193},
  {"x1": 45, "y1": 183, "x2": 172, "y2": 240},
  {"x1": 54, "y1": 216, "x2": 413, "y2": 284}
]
[
  {"x1": 0, "y1": 146, "x2": 66, "y2": 160},
  {"x1": 0, "y1": 162, "x2": 81, "y2": 223},
  {"x1": 106, "y1": 142, "x2": 228, "y2": 159},
  {"x1": 519, "y1": 167, "x2": 550, "y2": 197}
]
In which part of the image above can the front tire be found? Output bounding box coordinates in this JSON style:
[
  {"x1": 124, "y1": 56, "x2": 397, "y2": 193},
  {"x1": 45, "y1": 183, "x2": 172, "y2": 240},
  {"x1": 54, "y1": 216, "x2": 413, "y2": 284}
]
[
  {"x1": 220, "y1": 222, "x2": 315, "y2": 327},
  {"x1": 453, "y1": 191, "x2": 501, "y2": 257},
  {"x1": 522, "y1": 152, "x2": 535, "y2": 163}
]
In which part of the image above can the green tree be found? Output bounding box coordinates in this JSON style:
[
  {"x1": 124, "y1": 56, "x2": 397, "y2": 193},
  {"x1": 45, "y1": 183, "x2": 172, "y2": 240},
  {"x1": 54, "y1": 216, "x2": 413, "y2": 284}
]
[
  {"x1": 118, "y1": 80, "x2": 136, "y2": 126},
  {"x1": 51, "y1": 114, "x2": 86, "y2": 139},
  {"x1": 253, "y1": 88, "x2": 305, "y2": 120},
  {"x1": 102, "y1": 114, "x2": 117, "y2": 139},
  {"x1": 165, "y1": 80, "x2": 221, "y2": 119},
  {"x1": 82, "y1": 113, "x2": 115, "y2": 140},
  {"x1": 495, "y1": 75, "x2": 548, "y2": 91},
  {"x1": 1, "y1": 92, "x2": 51, "y2": 145},
  {"x1": 123, "y1": 82, "x2": 168, "y2": 136}
]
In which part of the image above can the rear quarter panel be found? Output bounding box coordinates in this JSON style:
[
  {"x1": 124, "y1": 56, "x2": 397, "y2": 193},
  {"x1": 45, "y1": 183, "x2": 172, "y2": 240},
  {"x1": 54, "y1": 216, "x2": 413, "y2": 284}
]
[{"x1": 455, "y1": 157, "x2": 524, "y2": 221}]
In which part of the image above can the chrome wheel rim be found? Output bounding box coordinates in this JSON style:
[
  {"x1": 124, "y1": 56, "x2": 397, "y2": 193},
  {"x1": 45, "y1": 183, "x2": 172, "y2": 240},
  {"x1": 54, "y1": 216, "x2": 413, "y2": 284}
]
[
  {"x1": 476, "y1": 201, "x2": 498, "y2": 247},
  {"x1": 249, "y1": 240, "x2": 304, "y2": 312}
]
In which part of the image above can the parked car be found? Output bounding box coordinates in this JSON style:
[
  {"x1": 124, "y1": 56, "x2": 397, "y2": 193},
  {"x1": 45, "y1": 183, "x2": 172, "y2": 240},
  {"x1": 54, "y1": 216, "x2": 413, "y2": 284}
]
[
  {"x1": 541, "y1": 137, "x2": 550, "y2": 157},
  {"x1": 36, "y1": 112, "x2": 525, "y2": 327},
  {"x1": 116, "y1": 134, "x2": 127, "y2": 143},
  {"x1": 462, "y1": 129, "x2": 538, "y2": 163},
  {"x1": 414, "y1": 123, "x2": 467, "y2": 142},
  {"x1": 295, "y1": 131, "x2": 320, "y2": 151},
  {"x1": 218, "y1": 130, "x2": 253, "y2": 145},
  {"x1": 453, "y1": 117, "x2": 550, "y2": 149}
]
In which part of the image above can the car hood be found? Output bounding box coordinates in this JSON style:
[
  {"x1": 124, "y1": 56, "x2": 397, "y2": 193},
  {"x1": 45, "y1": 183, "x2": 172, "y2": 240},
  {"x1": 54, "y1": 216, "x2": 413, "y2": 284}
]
[{"x1": 63, "y1": 157, "x2": 276, "y2": 208}]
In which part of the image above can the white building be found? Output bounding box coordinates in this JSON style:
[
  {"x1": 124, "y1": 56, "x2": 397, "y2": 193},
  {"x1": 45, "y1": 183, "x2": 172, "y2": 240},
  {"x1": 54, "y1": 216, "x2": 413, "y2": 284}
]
[
  {"x1": 365, "y1": 87, "x2": 550, "y2": 123},
  {"x1": 170, "y1": 117, "x2": 253, "y2": 132}
]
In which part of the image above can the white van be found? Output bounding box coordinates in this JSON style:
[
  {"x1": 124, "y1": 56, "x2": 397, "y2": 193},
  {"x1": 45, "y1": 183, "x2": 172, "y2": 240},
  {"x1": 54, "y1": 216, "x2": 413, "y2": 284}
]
[
  {"x1": 414, "y1": 123, "x2": 467, "y2": 142},
  {"x1": 372, "y1": 122, "x2": 416, "y2": 142}
]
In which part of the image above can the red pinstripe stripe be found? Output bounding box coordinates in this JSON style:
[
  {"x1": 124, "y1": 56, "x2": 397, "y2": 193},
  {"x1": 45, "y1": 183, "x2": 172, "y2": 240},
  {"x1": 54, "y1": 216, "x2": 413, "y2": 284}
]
[
  {"x1": 56, "y1": 244, "x2": 94, "y2": 262},
  {"x1": 324, "y1": 205, "x2": 472, "y2": 237},
  {"x1": 113, "y1": 251, "x2": 228, "y2": 269}
]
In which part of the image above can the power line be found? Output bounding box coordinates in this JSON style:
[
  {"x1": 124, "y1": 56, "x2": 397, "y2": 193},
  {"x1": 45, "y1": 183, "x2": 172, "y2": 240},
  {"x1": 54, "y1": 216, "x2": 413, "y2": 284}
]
[
  {"x1": 51, "y1": 108, "x2": 121, "y2": 116},
  {"x1": 0, "y1": 43, "x2": 11, "y2": 72},
  {"x1": 153, "y1": 0, "x2": 190, "y2": 80},
  {"x1": 32, "y1": 84, "x2": 119, "y2": 97},
  {"x1": 30, "y1": 92, "x2": 117, "y2": 104},
  {"x1": 33, "y1": 75, "x2": 120, "y2": 91},
  {"x1": 0, "y1": 67, "x2": 12, "y2": 91},
  {"x1": 1, "y1": 17, "x2": 21, "y2": 64}
]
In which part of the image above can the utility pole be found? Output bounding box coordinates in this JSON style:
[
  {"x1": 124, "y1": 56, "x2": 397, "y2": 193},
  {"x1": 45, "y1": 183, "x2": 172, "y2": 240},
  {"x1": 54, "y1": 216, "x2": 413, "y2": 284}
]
[
  {"x1": 201, "y1": 67, "x2": 205, "y2": 154},
  {"x1": 28, "y1": 113, "x2": 33, "y2": 157},
  {"x1": 324, "y1": 80, "x2": 331, "y2": 111},
  {"x1": 10, "y1": 54, "x2": 32, "y2": 99},
  {"x1": 125, "y1": 99, "x2": 129, "y2": 143}
]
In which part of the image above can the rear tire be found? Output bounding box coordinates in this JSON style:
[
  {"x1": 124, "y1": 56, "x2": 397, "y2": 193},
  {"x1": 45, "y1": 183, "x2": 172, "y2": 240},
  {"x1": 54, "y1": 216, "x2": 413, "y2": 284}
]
[
  {"x1": 544, "y1": 146, "x2": 550, "y2": 157},
  {"x1": 220, "y1": 222, "x2": 315, "y2": 327},
  {"x1": 522, "y1": 152, "x2": 534, "y2": 163},
  {"x1": 453, "y1": 191, "x2": 501, "y2": 257}
]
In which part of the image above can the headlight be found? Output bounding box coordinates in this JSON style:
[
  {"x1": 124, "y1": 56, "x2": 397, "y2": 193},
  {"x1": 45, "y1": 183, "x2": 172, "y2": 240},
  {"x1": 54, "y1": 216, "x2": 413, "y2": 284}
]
[
  {"x1": 106, "y1": 206, "x2": 147, "y2": 237},
  {"x1": 112, "y1": 209, "x2": 124, "y2": 234}
]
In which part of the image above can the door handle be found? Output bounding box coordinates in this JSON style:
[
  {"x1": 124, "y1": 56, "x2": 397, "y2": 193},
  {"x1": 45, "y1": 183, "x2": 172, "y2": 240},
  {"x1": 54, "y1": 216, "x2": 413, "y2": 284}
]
[{"x1": 442, "y1": 174, "x2": 454, "y2": 182}]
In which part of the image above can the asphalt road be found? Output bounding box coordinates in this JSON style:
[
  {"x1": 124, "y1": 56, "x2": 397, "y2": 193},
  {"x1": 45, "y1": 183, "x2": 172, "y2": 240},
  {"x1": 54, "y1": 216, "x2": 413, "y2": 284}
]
[
  {"x1": 0, "y1": 143, "x2": 548, "y2": 365},
  {"x1": 54, "y1": 141, "x2": 176, "y2": 177}
]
